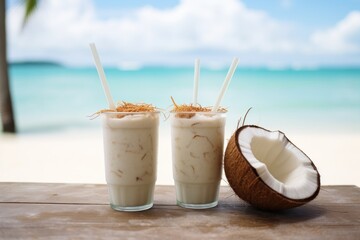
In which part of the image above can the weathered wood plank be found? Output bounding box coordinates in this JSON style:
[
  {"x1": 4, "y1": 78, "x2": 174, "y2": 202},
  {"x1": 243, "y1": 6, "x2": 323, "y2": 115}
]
[
  {"x1": 0, "y1": 183, "x2": 177, "y2": 205},
  {"x1": 1, "y1": 183, "x2": 359, "y2": 205},
  {"x1": 0, "y1": 183, "x2": 359, "y2": 239},
  {"x1": 0, "y1": 203, "x2": 358, "y2": 239}
]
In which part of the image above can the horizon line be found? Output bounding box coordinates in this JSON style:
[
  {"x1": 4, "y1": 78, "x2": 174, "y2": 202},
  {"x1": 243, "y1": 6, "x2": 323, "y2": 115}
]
[{"x1": 9, "y1": 60, "x2": 360, "y2": 71}]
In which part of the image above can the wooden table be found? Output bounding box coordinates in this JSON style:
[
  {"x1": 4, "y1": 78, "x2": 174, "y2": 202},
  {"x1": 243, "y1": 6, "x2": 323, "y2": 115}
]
[{"x1": 0, "y1": 183, "x2": 359, "y2": 239}]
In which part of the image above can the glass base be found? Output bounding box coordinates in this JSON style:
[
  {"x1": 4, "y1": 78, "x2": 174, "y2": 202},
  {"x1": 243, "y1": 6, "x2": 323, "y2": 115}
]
[
  {"x1": 107, "y1": 183, "x2": 154, "y2": 212},
  {"x1": 110, "y1": 202, "x2": 153, "y2": 212},
  {"x1": 177, "y1": 200, "x2": 218, "y2": 209},
  {"x1": 174, "y1": 181, "x2": 220, "y2": 209}
]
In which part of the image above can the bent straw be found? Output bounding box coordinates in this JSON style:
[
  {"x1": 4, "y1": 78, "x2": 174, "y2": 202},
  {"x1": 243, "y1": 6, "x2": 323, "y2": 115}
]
[
  {"x1": 89, "y1": 43, "x2": 116, "y2": 110},
  {"x1": 193, "y1": 58, "x2": 200, "y2": 105},
  {"x1": 211, "y1": 58, "x2": 239, "y2": 112}
]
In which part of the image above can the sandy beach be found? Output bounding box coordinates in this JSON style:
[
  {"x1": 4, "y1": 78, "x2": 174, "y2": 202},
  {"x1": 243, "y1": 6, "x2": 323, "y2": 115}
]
[{"x1": 1, "y1": 127, "x2": 359, "y2": 187}]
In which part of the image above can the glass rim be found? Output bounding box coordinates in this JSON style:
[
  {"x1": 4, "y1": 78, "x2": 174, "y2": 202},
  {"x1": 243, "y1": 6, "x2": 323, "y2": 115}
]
[
  {"x1": 169, "y1": 111, "x2": 226, "y2": 114},
  {"x1": 100, "y1": 111, "x2": 161, "y2": 115}
]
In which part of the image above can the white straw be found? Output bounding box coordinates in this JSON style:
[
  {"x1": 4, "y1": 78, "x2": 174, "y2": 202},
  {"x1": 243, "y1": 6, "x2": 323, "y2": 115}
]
[
  {"x1": 193, "y1": 58, "x2": 200, "y2": 105},
  {"x1": 212, "y1": 57, "x2": 239, "y2": 112},
  {"x1": 89, "y1": 43, "x2": 116, "y2": 110}
]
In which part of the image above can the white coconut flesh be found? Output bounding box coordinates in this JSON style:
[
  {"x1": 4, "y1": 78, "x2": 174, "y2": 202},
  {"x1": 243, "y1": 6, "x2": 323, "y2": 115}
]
[{"x1": 238, "y1": 127, "x2": 319, "y2": 200}]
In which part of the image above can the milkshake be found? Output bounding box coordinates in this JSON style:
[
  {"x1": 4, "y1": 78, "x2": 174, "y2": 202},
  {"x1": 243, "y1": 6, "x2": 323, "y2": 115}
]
[
  {"x1": 101, "y1": 111, "x2": 159, "y2": 211},
  {"x1": 170, "y1": 112, "x2": 226, "y2": 209}
]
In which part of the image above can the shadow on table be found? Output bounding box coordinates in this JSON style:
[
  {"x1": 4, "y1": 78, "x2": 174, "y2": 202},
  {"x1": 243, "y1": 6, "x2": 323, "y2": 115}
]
[{"x1": 218, "y1": 202, "x2": 326, "y2": 226}]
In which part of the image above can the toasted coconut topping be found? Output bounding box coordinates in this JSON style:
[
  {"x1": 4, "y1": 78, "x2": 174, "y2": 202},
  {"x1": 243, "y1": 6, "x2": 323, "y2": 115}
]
[
  {"x1": 171, "y1": 96, "x2": 212, "y2": 113},
  {"x1": 170, "y1": 97, "x2": 226, "y2": 119},
  {"x1": 89, "y1": 101, "x2": 157, "y2": 119},
  {"x1": 114, "y1": 101, "x2": 157, "y2": 112}
]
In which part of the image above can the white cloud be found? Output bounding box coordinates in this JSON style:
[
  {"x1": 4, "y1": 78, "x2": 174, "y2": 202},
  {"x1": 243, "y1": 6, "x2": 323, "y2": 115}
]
[
  {"x1": 7, "y1": 0, "x2": 296, "y2": 66},
  {"x1": 6, "y1": 0, "x2": 360, "y2": 67},
  {"x1": 310, "y1": 11, "x2": 360, "y2": 53}
]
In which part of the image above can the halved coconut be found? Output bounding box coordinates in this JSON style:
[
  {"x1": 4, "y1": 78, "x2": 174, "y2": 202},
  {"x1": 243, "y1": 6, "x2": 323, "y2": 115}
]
[{"x1": 224, "y1": 125, "x2": 320, "y2": 210}]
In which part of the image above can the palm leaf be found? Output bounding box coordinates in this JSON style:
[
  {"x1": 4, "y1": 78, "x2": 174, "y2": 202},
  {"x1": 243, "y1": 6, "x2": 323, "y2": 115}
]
[{"x1": 22, "y1": 0, "x2": 37, "y2": 27}]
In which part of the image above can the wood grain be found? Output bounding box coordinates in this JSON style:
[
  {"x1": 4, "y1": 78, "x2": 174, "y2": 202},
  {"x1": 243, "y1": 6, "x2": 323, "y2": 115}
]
[{"x1": 0, "y1": 183, "x2": 359, "y2": 239}]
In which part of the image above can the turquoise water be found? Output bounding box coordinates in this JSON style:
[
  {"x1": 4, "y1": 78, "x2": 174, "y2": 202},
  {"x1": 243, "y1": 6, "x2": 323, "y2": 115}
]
[{"x1": 8, "y1": 65, "x2": 360, "y2": 134}]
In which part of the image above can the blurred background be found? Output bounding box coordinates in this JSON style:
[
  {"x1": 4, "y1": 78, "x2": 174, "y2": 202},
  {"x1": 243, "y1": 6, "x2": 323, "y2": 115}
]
[{"x1": 1, "y1": 0, "x2": 359, "y2": 185}]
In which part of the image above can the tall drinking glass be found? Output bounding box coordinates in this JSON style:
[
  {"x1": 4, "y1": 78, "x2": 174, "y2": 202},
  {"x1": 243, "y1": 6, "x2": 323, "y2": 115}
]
[
  {"x1": 101, "y1": 112, "x2": 159, "y2": 211},
  {"x1": 170, "y1": 112, "x2": 226, "y2": 209}
]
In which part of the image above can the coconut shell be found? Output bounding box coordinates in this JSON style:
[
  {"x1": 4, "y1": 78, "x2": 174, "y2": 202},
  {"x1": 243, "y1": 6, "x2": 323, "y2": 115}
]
[{"x1": 224, "y1": 125, "x2": 321, "y2": 211}]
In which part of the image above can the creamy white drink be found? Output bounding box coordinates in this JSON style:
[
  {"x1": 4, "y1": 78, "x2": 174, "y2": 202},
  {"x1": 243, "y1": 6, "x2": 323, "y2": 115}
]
[
  {"x1": 101, "y1": 112, "x2": 159, "y2": 211},
  {"x1": 171, "y1": 112, "x2": 226, "y2": 209}
]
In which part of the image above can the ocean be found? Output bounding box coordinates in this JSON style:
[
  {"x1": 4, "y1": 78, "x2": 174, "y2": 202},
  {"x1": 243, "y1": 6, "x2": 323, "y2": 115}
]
[{"x1": 8, "y1": 64, "x2": 360, "y2": 135}]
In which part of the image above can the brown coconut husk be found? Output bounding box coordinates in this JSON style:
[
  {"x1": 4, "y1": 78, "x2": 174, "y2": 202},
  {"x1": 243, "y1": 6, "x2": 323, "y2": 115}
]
[{"x1": 224, "y1": 125, "x2": 321, "y2": 211}]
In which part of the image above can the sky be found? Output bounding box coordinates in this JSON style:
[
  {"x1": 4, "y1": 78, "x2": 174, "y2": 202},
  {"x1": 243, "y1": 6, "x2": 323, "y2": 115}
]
[{"x1": 5, "y1": 0, "x2": 360, "y2": 68}]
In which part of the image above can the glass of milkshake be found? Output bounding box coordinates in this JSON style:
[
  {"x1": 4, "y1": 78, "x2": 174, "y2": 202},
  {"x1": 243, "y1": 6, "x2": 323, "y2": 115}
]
[
  {"x1": 101, "y1": 109, "x2": 159, "y2": 211},
  {"x1": 170, "y1": 111, "x2": 226, "y2": 209}
]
